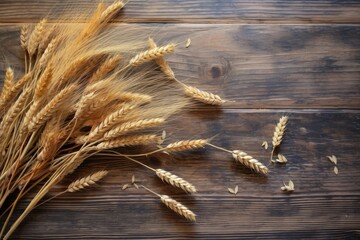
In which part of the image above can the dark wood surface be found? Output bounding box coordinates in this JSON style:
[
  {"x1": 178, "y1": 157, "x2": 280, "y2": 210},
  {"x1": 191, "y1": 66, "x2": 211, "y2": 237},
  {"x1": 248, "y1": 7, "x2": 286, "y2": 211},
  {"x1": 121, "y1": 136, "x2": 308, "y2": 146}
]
[{"x1": 1, "y1": 0, "x2": 360, "y2": 239}]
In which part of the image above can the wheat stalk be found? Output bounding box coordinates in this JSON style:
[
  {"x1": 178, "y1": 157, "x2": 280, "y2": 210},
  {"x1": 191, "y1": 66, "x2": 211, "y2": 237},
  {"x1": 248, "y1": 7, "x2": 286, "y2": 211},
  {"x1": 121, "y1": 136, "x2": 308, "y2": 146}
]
[
  {"x1": 148, "y1": 38, "x2": 175, "y2": 79},
  {"x1": 28, "y1": 84, "x2": 78, "y2": 132},
  {"x1": 165, "y1": 139, "x2": 208, "y2": 152},
  {"x1": 160, "y1": 195, "x2": 196, "y2": 222},
  {"x1": 232, "y1": 150, "x2": 268, "y2": 175},
  {"x1": 28, "y1": 18, "x2": 47, "y2": 56},
  {"x1": 183, "y1": 85, "x2": 225, "y2": 105},
  {"x1": 67, "y1": 170, "x2": 108, "y2": 192},
  {"x1": 270, "y1": 116, "x2": 288, "y2": 161},
  {"x1": 103, "y1": 118, "x2": 165, "y2": 140},
  {"x1": 94, "y1": 134, "x2": 161, "y2": 149},
  {"x1": 129, "y1": 44, "x2": 176, "y2": 66},
  {"x1": 156, "y1": 169, "x2": 196, "y2": 193}
]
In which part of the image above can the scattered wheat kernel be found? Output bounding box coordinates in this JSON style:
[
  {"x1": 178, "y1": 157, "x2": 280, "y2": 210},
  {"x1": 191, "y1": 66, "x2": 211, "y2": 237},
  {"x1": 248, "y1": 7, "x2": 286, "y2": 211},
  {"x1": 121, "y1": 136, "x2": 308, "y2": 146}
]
[
  {"x1": 122, "y1": 184, "x2": 129, "y2": 190},
  {"x1": 134, "y1": 183, "x2": 139, "y2": 189},
  {"x1": 262, "y1": 141, "x2": 268, "y2": 150},
  {"x1": 234, "y1": 185, "x2": 239, "y2": 194},
  {"x1": 276, "y1": 154, "x2": 288, "y2": 163},
  {"x1": 327, "y1": 155, "x2": 337, "y2": 165},
  {"x1": 334, "y1": 166, "x2": 339, "y2": 175},
  {"x1": 288, "y1": 180, "x2": 294, "y2": 190},
  {"x1": 131, "y1": 175, "x2": 135, "y2": 184},
  {"x1": 185, "y1": 38, "x2": 191, "y2": 48},
  {"x1": 228, "y1": 188, "x2": 235, "y2": 194}
]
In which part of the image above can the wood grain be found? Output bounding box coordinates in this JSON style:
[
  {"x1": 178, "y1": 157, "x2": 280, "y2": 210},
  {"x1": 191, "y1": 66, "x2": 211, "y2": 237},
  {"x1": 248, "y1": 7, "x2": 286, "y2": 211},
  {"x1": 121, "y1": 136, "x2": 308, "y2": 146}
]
[
  {"x1": 0, "y1": 24, "x2": 359, "y2": 109},
  {"x1": 3, "y1": 110, "x2": 360, "y2": 239},
  {"x1": 0, "y1": 0, "x2": 359, "y2": 24}
]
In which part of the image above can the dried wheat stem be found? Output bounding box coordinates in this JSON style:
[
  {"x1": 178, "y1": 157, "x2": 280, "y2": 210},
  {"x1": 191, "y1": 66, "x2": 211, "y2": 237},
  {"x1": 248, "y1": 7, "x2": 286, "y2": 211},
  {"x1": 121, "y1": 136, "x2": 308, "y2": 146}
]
[
  {"x1": 28, "y1": 84, "x2": 78, "y2": 132},
  {"x1": 103, "y1": 118, "x2": 165, "y2": 140},
  {"x1": 94, "y1": 134, "x2": 161, "y2": 149},
  {"x1": 183, "y1": 85, "x2": 225, "y2": 105},
  {"x1": 232, "y1": 150, "x2": 268, "y2": 175},
  {"x1": 129, "y1": 44, "x2": 176, "y2": 66},
  {"x1": 270, "y1": 116, "x2": 288, "y2": 161},
  {"x1": 67, "y1": 170, "x2": 108, "y2": 192},
  {"x1": 165, "y1": 139, "x2": 208, "y2": 152},
  {"x1": 35, "y1": 64, "x2": 53, "y2": 100},
  {"x1": 156, "y1": 169, "x2": 197, "y2": 193},
  {"x1": 28, "y1": 18, "x2": 47, "y2": 57},
  {"x1": 88, "y1": 55, "x2": 121, "y2": 83},
  {"x1": 78, "y1": 103, "x2": 138, "y2": 143},
  {"x1": 100, "y1": 0, "x2": 124, "y2": 22},
  {"x1": 148, "y1": 37, "x2": 175, "y2": 79},
  {"x1": 160, "y1": 195, "x2": 196, "y2": 221}
]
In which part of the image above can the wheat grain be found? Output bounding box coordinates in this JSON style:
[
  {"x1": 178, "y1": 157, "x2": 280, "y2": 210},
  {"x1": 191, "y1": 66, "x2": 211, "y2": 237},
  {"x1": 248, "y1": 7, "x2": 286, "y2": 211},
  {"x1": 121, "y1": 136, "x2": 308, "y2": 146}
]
[
  {"x1": 28, "y1": 84, "x2": 78, "y2": 132},
  {"x1": 156, "y1": 169, "x2": 196, "y2": 193},
  {"x1": 94, "y1": 134, "x2": 161, "y2": 149},
  {"x1": 276, "y1": 154, "x2": 288, "y2": 163},
  {"x1": 148, "y1": 38, "x2": 175, "y2": 79},
  {"x1": 88, "y1": 55, "x2": 121, "y2": 83},
  {"x1": 28, "y1": 18, "x2": 47, "y2": 56},
  {"x1": 67, "y1": 170, "x2": 108, "y2": 192},
  {"x1": 184, "y1": 85, "x2": 225, "y2": 105},
  {"x1": 185, "y1": 38, "x2": 191, "y2": 48},
  {"x1": 130, "y1": 44, "x2": 176, "y2": 66},
  {"x1": 262, "y1": 141, "x2": 268, "y2": 150},
  {"x1": 165, "y1": 139, "x2": 208, "y2": 152},
  {"x1": 103, "y1": 118, "x2": 165, "y2": 140},
  {"x1": 327, "y1": 155, "x2": 337, "y2": 165},
  {"x1": 232, "y1": 150, "x2": 268, "y2": 175},
  {"x1": 160, "y1": 195, "x2": 196, "y2": 222}
]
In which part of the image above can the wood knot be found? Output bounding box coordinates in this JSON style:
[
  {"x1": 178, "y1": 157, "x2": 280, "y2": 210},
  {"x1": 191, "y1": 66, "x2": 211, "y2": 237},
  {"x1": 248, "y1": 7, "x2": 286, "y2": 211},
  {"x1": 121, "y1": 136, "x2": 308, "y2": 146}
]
[{"x1": 211, "y1": 66, "x2": 222, "y2": 78}]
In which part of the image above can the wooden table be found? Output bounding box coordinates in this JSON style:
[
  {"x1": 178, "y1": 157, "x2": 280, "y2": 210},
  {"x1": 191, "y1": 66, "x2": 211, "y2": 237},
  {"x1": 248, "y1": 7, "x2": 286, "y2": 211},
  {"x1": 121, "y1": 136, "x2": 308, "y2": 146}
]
[{"x1": 1, "y1": 0, "x2": 359, "y2": 239}]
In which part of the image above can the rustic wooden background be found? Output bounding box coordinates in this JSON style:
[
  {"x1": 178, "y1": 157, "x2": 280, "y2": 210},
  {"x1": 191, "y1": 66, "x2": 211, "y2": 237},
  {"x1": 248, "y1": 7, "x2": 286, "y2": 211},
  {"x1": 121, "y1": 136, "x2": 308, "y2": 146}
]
[{"x1": 1, "y1": 0, "x2": 360, "y2": 239}]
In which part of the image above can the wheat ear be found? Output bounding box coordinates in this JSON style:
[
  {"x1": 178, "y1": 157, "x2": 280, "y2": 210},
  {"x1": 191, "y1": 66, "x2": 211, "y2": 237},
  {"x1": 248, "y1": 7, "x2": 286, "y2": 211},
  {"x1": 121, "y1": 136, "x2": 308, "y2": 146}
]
[
  {"x1": 67, "y1": 170, "x2": 108, "y2": 192},
  {"x1": 100, "y1": 0, "x2": 124, "y2": 22},
  {"x1": 156, "y1": 169, "x2": 197, "y2": 193},
  {"x1": 232, "y1": 150, "x2": 268, "y2": 175},
  {"x1": 270, "y1": 116, "x2": 288, "y2": 161},
  {"x1": 39, "y1": 37, "x2": 59, "y2": 68},
  {"x1": 118, "y1": 92, "x2": 152, "y2": 103},
  {"x1": 148, "y1": 37, "x2": 175, "y2": 79},
  {"x1": 183, "y1": 85, "x2": 225, "y2": 105},
  {"x1": 28, "y1": 84, "x2": 78, "y2": 132},
  {"x1": 28, "y1": 18, "x2": 47, "y2": 56},
  {"x1": 103, "y1": 118, "x2": 165, "y2": 140},
  {"x1": 165, "y1": 139, "x2": 209, "y2": 152},
  {"x1": 88, "y1": 55, "x2": 121, "y2": 83},
  {"x1": 20, "y1": 25, "x2": 30, "y2": 51},
  {"x1": 35, "y1": 64, "x2": 53, "y2": 100},
  {"x1": 1, "y1": 68, "x2": 14, "y2": 99},
  {"x1": 94, "y1": 134, "x2": 161, "y2": 149},
  {"x1": 160, "y1": 195, "x2": 196, "y2": 221},
  {"x1": 130, "y1": 44, "x2": 176, "y2": 66}
]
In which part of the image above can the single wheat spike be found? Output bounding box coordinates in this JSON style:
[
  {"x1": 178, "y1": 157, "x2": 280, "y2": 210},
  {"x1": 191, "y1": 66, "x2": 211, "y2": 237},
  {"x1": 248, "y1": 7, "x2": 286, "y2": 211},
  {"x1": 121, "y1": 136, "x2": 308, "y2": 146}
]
[
  {"x1": 88, "y1": 55, "x2": 121, "y2": 83},
  {"x1": 165, "y1": 139, "x2": 208, "y2": 152},
  {"x1": 0, "y1": 73, "x2": 32, "y2": 111},
  {"x1": 28, "y1": 18, "x2": 47, "y2": 56},
  {"x1": 232, "y1": 150, "x2": 269, "y2": 175},
  {"x1": 129, "y1": 44, "x2": 176, "y2": 66},
  {"x1": 95, "y1": 134, "x2": 161, "y2": 149},
  {"x1": 156, "y1": 169, "x2": 197, "y2": 193},
  {"x1": 272, "y1": 116, "x2": 288, "y2": 149},
  {"x1": 148, "y1": 37, "x2": 175, "y2": 79},
  {"x1": 160, "y1": 195, "x2": 196, "y2": 222},
  {"x1": 1, "y1": 67, "x2": 14, "y2": 99},
  {"x1": 74, "y1": 92, "x2": 96, "y2": 119},
  {"x1": 67, "y1": 170, "x2": 108, "y2": 192},
  {"x1": 35, "y1": 63, "x2": 53, "y2": 100},
  {"x1": 28, "y1": 84, "x2": 78, "y2": 132},
  {"x1": 100, "y1": 0, "x2": 124, "y2": 22},
  {"x1": 37, "y1": 130, "x2": 67, "y2": 161},
  {"x1": 20, "y1": 25, "x2": 30, "y2": 51},
  {"x1": 103, "y1": 118, "x2": 165, "y2": 140},
  {"x1": 118, "y1": 92, "x2": 152, "y2": 103},
  {"x1": 39, "y1": 37, "x2": 59, "y2": 68},
  {"x1": 0, "y1": 88, "x2": 31, "y2": 135},
  {"x1": 81, "y1": 103, "x2": 138, "y2": 142},
  {"x1": 183, "y1": 85, "x2": 225, "y2": 105}
]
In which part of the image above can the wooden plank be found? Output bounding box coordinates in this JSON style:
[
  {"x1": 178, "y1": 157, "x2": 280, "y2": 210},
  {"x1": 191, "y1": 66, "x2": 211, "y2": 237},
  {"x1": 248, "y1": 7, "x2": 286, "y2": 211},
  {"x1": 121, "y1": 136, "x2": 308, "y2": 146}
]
[
  {"x1": 3, "y1": 110, "x2": 360, "y2": 238},
  {"x1": 0, "y1": 0, "x2": 359, "y2": 24},
  {"x1": 0, "y1": 24, "x2": 359, "y2": 109}
]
